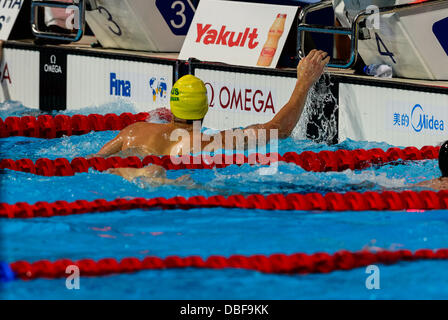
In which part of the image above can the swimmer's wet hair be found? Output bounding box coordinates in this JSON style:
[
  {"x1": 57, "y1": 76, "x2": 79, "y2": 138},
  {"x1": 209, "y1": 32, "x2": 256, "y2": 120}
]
[{"x1": 439, "y1": 140, "x2": 448, "y2": 177}]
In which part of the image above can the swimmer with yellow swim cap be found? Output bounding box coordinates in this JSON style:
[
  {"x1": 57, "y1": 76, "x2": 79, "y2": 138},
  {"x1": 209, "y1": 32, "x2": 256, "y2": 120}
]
[{"x1": 95, "y1": 50, "x2": 330, "y2": 183}]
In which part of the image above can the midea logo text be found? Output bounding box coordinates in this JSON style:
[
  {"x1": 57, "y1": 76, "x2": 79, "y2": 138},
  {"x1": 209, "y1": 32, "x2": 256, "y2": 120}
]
[{"x1": 392, "y1": 104, "x2": 445, "y2": 133}]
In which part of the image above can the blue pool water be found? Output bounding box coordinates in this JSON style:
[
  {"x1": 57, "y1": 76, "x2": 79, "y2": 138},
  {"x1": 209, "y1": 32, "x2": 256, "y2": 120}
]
[{"x1": 1, "y1": 101, "x2": 447, "y2": 300}]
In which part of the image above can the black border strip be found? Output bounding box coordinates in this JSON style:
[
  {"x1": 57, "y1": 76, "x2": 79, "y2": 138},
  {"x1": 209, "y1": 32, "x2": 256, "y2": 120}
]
[
  {"x1": 4, "y1": 41, "x2": 178, "y2": 66},
  {"x1": 190, "y1": 61, "x2": 297, "y2": 78},
  {"x1": 332, "y1": 74, "x2": 448, "y2": 95},
  {"x1": 190, "y1": 60, "x2": 448, "y2": 95},
  {"x1": 5, "y1": 41, "x2": 448, "y2": 96}
]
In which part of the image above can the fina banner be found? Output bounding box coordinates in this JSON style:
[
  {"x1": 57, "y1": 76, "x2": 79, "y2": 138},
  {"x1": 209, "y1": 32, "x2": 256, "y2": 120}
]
[
  {"x1": 0, "y1": 0, "x2": 23, "y2": 40},
  {"x1": 179, "y1": 0, "x2": 298, "y2": 68},
  {"x1": 66, "y1": 55, "x2": 174, "y2": 112},
  {"x1": 339, "y1": 83, "x2": 448, "y2": 148}
]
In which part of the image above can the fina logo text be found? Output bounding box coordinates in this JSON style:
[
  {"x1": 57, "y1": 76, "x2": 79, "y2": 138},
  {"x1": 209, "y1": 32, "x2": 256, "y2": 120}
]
[{"x1": 110, "y1": 73, "x2": 131, "y2": 97}]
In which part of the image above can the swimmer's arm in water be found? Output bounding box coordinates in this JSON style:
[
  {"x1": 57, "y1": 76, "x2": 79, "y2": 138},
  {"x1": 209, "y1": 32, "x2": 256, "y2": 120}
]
[
  {"x1": 219, "y1": 50, "x2": 329, "y2": 143},
  {"x1": 108, "y1": 166, "x2": 194, "y2": 187},
  {"x1": 94, "y1": 135, "x2": 124, "y2": 158},
  {"x1": 414, "y1": 177, "x2": 448, "y2": 191},
  {"x1": 92, "y1": 125, "x2": 132, "y2": 158}
]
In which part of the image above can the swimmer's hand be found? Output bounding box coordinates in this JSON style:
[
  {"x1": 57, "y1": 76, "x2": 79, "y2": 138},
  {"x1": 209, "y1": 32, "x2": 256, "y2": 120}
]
[
  {"x1": 297, "y1": 50, "x2": 330, "y2": 88},
  {"x1": 173, "y1": 175, "x2": 195, "y2": 186}
]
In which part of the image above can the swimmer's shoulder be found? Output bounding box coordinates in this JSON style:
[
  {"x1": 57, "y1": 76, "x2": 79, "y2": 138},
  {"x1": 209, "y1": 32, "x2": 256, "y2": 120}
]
[{"x1": 122, "y1": 121, "x2": 171, "y2": 133}]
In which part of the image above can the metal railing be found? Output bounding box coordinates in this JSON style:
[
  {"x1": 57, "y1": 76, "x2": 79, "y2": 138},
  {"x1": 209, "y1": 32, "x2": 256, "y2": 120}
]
[
  {"x1": 297, "y1": 0, "x2": 447, "y2": 68},
  {"x1": 31, "y1": 0, "x2": 86, "y2": 42}
]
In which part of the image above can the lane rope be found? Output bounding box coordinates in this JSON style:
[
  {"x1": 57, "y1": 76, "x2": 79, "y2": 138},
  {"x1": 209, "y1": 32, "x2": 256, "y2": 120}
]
[
  {"x1": 0, "y1": 109, "x2": 173, "y2": 139},
  {"x1": 0, "y1": 145, "x2": 440, "y2": 176},
  {"x1": 1, "y1": 190, "x2": 447, "y2": 219},
  {"x1": 3, "y1": 249, "x2": 448, "y2": 281}
]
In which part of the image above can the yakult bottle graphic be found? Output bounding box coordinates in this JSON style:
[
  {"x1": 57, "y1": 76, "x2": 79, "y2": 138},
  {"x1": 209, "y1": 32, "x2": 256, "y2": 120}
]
[{"x1": 257, "y1": 14, "x2": 287, "y2": 67}]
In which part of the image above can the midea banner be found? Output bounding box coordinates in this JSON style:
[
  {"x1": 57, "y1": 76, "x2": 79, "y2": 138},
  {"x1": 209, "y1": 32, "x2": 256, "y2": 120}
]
[
  {"x1": 179, "y1": 0, "x2": 298, "y2": 68},
  {"x1": 339, "y1": 83, "x2": 448, "y2": 148}
]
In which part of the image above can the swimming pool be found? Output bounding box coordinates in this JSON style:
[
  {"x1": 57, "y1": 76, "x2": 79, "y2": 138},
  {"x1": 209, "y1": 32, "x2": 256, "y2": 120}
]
[{"x1": 1, "y1": 100, "x2": 448, "y2": 300}]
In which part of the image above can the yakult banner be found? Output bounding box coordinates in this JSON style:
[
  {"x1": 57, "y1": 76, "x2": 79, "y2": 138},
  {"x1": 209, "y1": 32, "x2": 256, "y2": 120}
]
[
  {"x1": 339, "y1": 83, "x2": 448, "y2": 148},
  {"x1": 0, "y1": 0, "x2": 23, "y2": 40},
  {"x1": 195, "y1": 68, "x2": 297, "y2": 130},
  {"x1": 179, "y1": 0, "x2": 298, "y2": 68}
]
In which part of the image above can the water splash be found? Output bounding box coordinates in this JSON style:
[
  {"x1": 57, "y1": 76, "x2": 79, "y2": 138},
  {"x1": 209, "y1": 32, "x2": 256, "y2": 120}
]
[
  {"x1": 0, "y1": 101, "x2": 40, "y2": 119},
  {"x1": 61, "y1": 100, "x2": 138, "y2": 116},
  {"x1": 0, "y1": 100, "x2": 139, "y2": 119},
  {"x1": 292, "y1": 74, "x2": 338, "y2": 144}
]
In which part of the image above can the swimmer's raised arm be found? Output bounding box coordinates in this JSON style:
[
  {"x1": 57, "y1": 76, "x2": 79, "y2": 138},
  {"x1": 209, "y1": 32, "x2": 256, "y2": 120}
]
[{"x1": 244, "y1": 50, "x2": 330, "y2": 140}]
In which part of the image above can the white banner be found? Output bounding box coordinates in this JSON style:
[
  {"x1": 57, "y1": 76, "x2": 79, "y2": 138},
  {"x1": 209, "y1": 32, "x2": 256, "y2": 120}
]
[
  {"x1": 179, "y1": 0, "x2": 298, "y2": 68},
  {"x1": 0, "y1": 0, "x2": 23, "y2": 40},
  {"x1": 339, "y1": 83, "x2": 448, "y2": 148},
  {"x1": 0, "y1": 48, "x2": 40, "y2": 108},
  {"x1": 67, "y1": 55, "x2": 173, "y2": 112},
  {"x1": 196, "y1": 68, "x2": 297, "y2": 130}
]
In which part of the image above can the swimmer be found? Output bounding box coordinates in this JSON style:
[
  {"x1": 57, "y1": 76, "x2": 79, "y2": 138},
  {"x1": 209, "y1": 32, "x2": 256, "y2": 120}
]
[
  {"x1": 95, "y1": 50, "x2": 329, "y2": 181},
  {"x1": 415, "y1": 141, "x2": 448, "y2": 190},
  {"x1": 96, "y1": 50, "x2": 329, "y2": 157}
]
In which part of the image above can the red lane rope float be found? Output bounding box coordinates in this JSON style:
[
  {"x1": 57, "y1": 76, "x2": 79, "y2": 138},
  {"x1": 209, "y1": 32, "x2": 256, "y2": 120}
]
[
  {"x1": 1, "y1": 190, "x2": 447, "y2": 219},
  {"x1": 0, "y1": 109, "x2": 173, "y2": 139},
  {"x1": 0, "y1": 146, "x2": 440, "y2": 176},
  {"x1": 7, "y1": 249, "x2": 448, "y2": 280}
]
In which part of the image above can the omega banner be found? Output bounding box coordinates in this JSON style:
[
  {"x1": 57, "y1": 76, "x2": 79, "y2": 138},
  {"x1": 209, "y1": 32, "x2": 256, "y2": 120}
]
[{"x1": 179, "y1": 0, "x2": 298, "y2": 68}]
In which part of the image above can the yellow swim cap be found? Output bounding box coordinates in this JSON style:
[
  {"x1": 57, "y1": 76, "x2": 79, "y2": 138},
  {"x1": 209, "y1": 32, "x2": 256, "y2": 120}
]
[{"x1": 170, "y1": 75, "x2": 208, "y2": 120}]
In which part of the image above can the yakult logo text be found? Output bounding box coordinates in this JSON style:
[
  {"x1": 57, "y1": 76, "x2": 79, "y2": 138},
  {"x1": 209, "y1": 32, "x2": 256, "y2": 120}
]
[
  {"x1": 206, "y1": 83, "x2": 275, "y2": 114},
  {"x1": 196, "y1": 23, "x2": 259, "y2": 49}
]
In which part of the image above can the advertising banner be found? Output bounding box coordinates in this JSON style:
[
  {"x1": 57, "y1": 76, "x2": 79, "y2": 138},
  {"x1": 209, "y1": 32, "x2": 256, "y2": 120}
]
[
  {"x1": 0, "y1": 0, "x2": 23, "y2": 40},
  {"x1": 339, "y1": 83, "x2": 448, "y2": 148},
  {"x1": 195, "y1": 68, "x2": 297, "y2": 130},
  {"x1": 0, "y1": 48, "x2": 40, "y2": 108},
  {"x1": 179, "y1": 0, "x2": 298, "y2": 68},
  {"x1": 67, "y1": 55, "x2": 174, "y2": 112}
]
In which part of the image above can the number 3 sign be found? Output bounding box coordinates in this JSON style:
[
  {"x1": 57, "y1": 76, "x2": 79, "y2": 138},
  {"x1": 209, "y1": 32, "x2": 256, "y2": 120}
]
[{"x1": 156, "y1": 0, "x2": 196, "y2": 36}]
